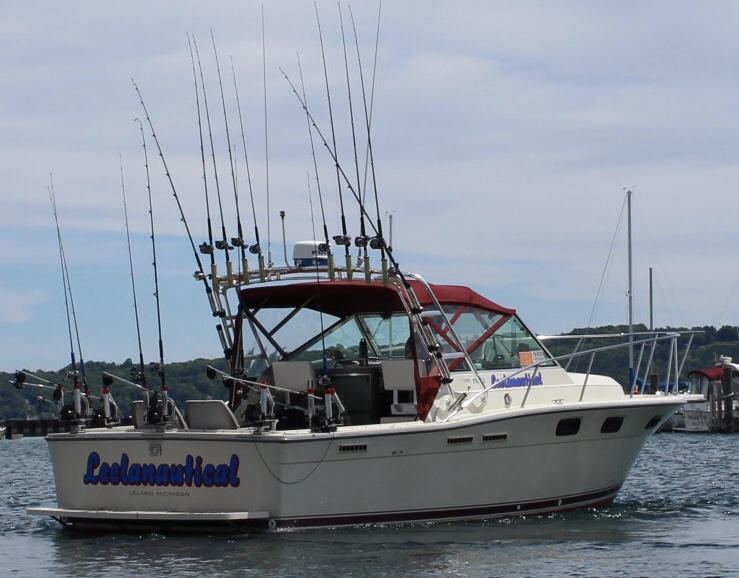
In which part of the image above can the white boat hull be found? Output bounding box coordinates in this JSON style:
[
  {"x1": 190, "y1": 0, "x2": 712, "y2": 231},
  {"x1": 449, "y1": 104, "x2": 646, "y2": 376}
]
[{"x1": 30, "y1": 398, "x2": 680, "y2": 531}]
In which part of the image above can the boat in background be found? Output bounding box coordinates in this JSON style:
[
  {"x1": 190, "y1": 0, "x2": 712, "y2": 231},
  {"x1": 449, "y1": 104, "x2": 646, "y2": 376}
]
[
  {"x1": 677, "y1": 358, "x2": 739, "y2": 432},
  {"x1": 28, "y1": 25, "x2": 688, "y2": 532}
]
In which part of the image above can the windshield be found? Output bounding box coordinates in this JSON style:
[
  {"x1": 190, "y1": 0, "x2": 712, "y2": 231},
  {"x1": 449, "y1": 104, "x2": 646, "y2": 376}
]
[
  {"x1": 290, "y1": 313, "x2": 411, "y2": 366},
  {"x1": 426, "y1": 305, "x2": 553, "y2": 371}
]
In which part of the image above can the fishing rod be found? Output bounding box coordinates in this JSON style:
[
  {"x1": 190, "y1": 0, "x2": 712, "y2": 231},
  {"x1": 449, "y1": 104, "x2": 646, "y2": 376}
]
[
  {"x1": 11, "y1": 370, "x2": 95, "y2": 418},
  {"x1": 187, "y1": 35, "x2": 217, "y2": 274},
  {"x1": 119, "y1": 146, "x2": 150, "y2": 418},
  {"x1": 314, "y1": 4, "x2": 353, "y2": 279},
  {"x1": 140, "y1": 111, "x2": 169, "y2": 422},
  {"x1": 297, "y1": 53, "x2": 335, "y2": 278},
  {"x1": 355, "y1": 2, "x2": 382, "y2": 208},
  {"x1": 186, "y1": 35, "x2": 234, "y2": 361},
  {"x1": 338, "y1": 4, "x2": 370, "y2": 279},
  {"x1": 261, "y1": 7, "x2": 274, "y2": 269},
  {"x1": 133, "y1": 81, "x2": 226, "y2": 321},
  {"x1": 192, "y1": 36, "x2": 234, "y2": 285},
  {"x1": 230, "y1": 56, "x2": 266, "y2": 280},
  {"x1": 279, "y1": 69, "x2": 381, "y2": 243},
  {"x1": 211, "y1": 31, "x2": 247, "y2": 273},
  {"x1": 48, "y1": 176, "x2": 87, "y2": 421},
  {"x1": 349, "y1": 4, "x2": 388, "y2": 281},
  {"x1": 193, "y1": 35, "x2": 237, "y2": 358}
]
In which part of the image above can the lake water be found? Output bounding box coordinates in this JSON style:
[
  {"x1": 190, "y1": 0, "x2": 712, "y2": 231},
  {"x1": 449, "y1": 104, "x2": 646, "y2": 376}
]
[{"x1": 2, "y1": 434, "x2": 738, "y2": 578}]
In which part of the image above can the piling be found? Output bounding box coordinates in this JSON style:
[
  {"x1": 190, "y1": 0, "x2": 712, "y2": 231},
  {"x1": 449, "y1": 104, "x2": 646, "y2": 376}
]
[{"x1": 722, "y1": 364, "x2": 735, "y2": 433}]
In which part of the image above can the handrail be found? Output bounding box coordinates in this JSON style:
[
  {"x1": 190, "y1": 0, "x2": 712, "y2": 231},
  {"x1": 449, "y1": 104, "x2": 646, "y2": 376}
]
[{"x1": 442, "y1": 331, "x2": 683, "y2": 422}]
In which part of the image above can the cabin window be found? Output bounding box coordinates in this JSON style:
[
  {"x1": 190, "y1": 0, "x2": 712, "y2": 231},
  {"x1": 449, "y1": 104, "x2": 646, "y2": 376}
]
[
  {"x1": 644, "y1": 415, "x2": 663, "y2": 430},
  {"x1": 600, "y1": 416, "x2": 624, "y2": 434},
  {"x1": 555, "y1": 417, "x2": 581, "y2": 436},
  {"x1": 290, "y1": 313, "x2": 411, "y2": 367},
  {"x1": 426, "y1": 307, "x2": 554, "y2": 372}
]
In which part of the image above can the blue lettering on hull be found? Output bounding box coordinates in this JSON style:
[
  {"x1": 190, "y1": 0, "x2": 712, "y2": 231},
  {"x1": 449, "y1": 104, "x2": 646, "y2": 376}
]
[
  {"x1": 490, "y1": 373, "x2": 544, "y2": 388},
  {"x1": 83, "y1": 452, "x2": 240, "y2": 488}
]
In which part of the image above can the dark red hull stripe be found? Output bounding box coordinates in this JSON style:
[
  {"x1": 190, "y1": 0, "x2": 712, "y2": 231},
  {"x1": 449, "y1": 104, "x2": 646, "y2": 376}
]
[
  {"x1": 272, "y1": 484, "x2": 621, "y2": 529},
  {"x1": 56, "y1": 484, "x2": 621, "y2": 533}
]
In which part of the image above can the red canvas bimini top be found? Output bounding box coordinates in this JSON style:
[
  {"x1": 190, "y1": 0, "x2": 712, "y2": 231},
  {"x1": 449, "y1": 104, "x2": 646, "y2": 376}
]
[{"x1": 238, "y1": 279, "x2": 514, "y2": 318}]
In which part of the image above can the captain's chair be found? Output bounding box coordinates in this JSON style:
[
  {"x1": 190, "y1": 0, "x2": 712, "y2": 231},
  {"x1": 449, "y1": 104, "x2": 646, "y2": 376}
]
[
  {"x1": 272, "y1": 361, "x2": 316, "y2": 402},
  {"x1": 381, "y1": 359, "x2": 417, "y2": 419}
]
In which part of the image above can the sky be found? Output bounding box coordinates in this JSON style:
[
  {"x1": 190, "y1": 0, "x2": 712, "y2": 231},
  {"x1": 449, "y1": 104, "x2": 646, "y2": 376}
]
[{"x1": 3, "y1": 0, "x2": 739, "y2": 373}]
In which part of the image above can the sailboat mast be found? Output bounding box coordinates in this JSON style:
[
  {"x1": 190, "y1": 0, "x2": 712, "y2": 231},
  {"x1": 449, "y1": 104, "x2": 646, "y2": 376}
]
[{"x1": 626, "y1": 188, "x2": 634, "y2": 383}]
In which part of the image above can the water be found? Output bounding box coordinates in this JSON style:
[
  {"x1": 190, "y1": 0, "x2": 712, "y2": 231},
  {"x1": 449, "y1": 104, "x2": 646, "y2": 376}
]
[{"x1": 2, "y1": 434, "x2": 738, "y2": 578}]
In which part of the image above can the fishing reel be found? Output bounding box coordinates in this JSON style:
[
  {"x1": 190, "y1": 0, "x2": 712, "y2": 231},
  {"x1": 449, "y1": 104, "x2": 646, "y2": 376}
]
[
  {"x1": 127, "y1": 366, "x2": 146, "y2": 385},
  {"x1": 333, "y1": 234, "x2": 351, "y2": 247},
  {"x1": 11, "y1": 370, "x2": 26, "y2": 389},
  {"x1": 215, "y1": 239, "x2": 233, "y2": 251},
  {"x1": 199, "y1": 242, "x2": 214, "y2": 255},
  {"x1": 58, "y1": 403, "x2": 77, "y2": 424},
  {"x1": 145, "y1": 391, "x2": 167, "y2": 425},
  {"x1": 369, "y1": 236, "x2": 385, "y2": 250}
]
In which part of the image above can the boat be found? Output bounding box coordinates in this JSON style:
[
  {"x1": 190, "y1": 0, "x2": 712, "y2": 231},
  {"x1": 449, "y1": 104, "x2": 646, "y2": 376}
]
[
  {"x1": 28, "y1": 33, "x2": 688, "y2": 533},
  {"x1": 677, "y1": 358, "x2": 739, "y2": 432},
  {"x1": 27, "y1": 257, "x2": 688, "y2": 531}
]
